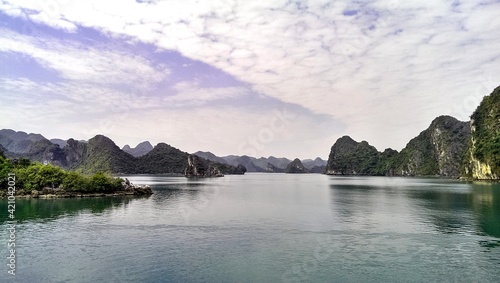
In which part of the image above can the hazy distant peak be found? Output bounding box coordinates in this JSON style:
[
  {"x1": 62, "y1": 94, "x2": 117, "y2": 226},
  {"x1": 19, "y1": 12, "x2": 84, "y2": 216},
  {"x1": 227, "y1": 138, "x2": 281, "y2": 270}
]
[
  {"x1": 50, "y1": 138, "x2": 68, "y2": 148},
  {"x1": 122, "y1": 141, "x2": 153, "y2": 157}
]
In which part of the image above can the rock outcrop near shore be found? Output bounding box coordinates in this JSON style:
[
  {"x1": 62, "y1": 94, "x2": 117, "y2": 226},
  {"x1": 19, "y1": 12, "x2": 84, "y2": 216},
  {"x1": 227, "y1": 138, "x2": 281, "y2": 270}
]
[{"x1": 184, "y1": 154, "x2": 224, "y2": 177}]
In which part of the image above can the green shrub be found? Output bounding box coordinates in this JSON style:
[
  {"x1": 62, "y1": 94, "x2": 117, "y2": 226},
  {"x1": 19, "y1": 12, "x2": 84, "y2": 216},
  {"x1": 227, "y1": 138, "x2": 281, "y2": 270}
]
[{"x1": 0, "y1": 159, "x2": 124, "y2": 193}]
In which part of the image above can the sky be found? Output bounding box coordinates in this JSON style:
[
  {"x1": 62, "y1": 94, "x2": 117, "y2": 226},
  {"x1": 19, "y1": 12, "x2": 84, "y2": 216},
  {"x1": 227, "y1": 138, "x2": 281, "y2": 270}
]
[{"x1": 0, "y1": 0, "x2": 499, "y2": 160}]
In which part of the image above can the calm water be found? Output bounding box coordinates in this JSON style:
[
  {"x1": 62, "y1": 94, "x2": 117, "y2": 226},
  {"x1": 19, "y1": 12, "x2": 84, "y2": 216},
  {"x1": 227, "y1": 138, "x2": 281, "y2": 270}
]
[{"x1": 1, "y1": 174, "x2": 500, "y2": 282}]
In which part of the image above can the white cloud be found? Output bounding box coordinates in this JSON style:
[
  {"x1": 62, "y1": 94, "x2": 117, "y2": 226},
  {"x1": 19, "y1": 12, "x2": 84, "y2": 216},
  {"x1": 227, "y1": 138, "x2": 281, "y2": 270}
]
[
  {"x1": 1, "y1": 0, "x2": 499, "y2": 152},
  {"x1": 0, "y1": 28, "x2": 170, "y2": 90},
  {"x1": 164, "y1": 81, "x2": 250, "y2": 106},
  {"x1": 28, "y1": 12, "x2": 77, "y2": 32}
]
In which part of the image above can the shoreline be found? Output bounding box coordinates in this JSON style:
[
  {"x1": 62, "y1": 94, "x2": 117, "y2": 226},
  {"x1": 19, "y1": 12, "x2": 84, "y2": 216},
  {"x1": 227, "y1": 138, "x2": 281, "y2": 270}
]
[
  {"x1": 1, "y1": 180, "x2": 153, "y2": 199},
  {"x1": 6, "y1": 190, "x2": 153, "y2": 199}
]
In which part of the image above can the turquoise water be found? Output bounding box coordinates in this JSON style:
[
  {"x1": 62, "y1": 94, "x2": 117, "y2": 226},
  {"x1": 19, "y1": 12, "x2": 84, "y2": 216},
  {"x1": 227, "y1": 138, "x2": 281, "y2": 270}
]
[{"x1": 1, "y1": 174, "x2": 499, "y2": 282}]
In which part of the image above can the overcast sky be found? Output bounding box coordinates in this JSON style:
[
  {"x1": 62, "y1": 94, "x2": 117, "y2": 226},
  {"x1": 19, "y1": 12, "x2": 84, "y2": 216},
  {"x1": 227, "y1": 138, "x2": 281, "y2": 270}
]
[{"x1": 0, "y1": 0, "x2": 498, "y2": 159}]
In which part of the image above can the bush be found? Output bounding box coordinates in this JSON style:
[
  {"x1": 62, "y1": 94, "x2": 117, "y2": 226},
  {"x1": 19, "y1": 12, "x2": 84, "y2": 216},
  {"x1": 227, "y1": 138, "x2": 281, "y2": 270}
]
[
  {"x1": 0, "y1": 160, "x2": 124, "y2": 193},
  {"x1": 62, "y1": 171, "x2": 89, "y2": 192},
  {"x1": 89, "y1": 172, "x2": 123, "y2": 192},
  {"x1": 13, "y1": 163, "x2": 65, "y2": 191}
]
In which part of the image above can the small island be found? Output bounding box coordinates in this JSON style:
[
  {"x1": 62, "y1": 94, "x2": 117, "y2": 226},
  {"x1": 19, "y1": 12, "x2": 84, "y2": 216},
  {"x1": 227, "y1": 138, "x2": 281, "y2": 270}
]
[{"x1": 0, "y1": 152, "x2": 152, "y2": 198}]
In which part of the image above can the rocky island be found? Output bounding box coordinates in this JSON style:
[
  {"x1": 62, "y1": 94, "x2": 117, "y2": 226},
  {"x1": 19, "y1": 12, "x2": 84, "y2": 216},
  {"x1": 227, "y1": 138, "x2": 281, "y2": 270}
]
[
  {"x1": 324, "y1": 86, "x2": 500, "y2": 180},
  {"x1": 0, "y1": 132, "x2": 247, "y2": 177},
  {"x1": 10, "y1": 178, "x2": 153, "y2": 199},
  {"x1": 285, "y1": 158, "x2": 310, "y2": 173},
  {"x1": 0, "y1": 151, "x2": 152, "y2": 198},
  {"x1": 185, "y1": 154, "x2": 224, "y2": 177}
]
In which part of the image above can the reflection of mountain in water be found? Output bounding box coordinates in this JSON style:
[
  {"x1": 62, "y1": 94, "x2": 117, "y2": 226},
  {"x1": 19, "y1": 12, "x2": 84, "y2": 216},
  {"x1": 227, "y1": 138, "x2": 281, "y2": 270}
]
[
  {"x1": 0, "y1": 196, "x2": 148, "y2": 222},
  {"x1": 407, "y1": 182, "x2": 500, "y2": 238},
  {"x1": 328, "y1": 177, "x2": 500, "y2": 240},
  {"x1": 470, "y1": 184, "x2": 500, "y2": 238}
]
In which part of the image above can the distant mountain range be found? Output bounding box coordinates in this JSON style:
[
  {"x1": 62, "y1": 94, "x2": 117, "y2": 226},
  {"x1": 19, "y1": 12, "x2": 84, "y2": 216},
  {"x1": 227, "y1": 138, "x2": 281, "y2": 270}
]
[
  {"x1": 193, "y1": 151, "x2": 327, "y2": 173},
  {"x1": 122, "y1": 141, "x2": 153, "y2": 157},
  {"x1": 2, "y1": 86, "x2": 498, "y2": 180},
  {"x1": 0, "y1": 131, "x2": 245, "y2": 175},
  {"x1": 0, "y1": 129, "x2": 326, "y2": 175},
  {"x1": 0, "y1": 131, "x2": 326, "y2": 177}
]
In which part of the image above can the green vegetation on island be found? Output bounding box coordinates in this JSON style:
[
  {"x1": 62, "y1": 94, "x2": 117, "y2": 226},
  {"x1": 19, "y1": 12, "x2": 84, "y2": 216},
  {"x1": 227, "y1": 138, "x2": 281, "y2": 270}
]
[
  {"x1": 285, "y1": 158, "x2": 310, "y2": 173},
  {"x1": 0, "y1": 132, "x2": 246, "y2": 176},
  {"x1": 325, "y1": 116, "x2": 471, "y2": 177},
  {"x1": 463, "y1": 86, "x2": 500, "y2": 179},
  {"x1": 1, "y1": 150, "x2": 151, "y2": 197},
  {"x1": 324, "y1": 85, "x2": 500, "y2": 180}
]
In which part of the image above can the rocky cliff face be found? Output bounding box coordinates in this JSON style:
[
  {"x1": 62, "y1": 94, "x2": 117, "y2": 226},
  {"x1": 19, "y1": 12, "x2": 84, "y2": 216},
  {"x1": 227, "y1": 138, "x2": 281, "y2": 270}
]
[
  {"x1": 396, "y1": 116, "x2": 470, "y2": 177},
  {"x1": 325, "y1": 116, "x2": 470, "y2": 177},
  {"x1": 64, "y1": 138, "x2": 88, "y2": 167},
  {"x1": 325, "y1": 136, "x2": 380, "y2": 175},
  {"x1": 0, "y1": 129, "x2": 68, "y2": 166},
  {"x1": 184, "y1": 154, "x2": 223, "y2": 177},
  {"x1": 463, "y1": 86, "x2": 500, "y2": 180},
  {"x1": 0, "y1": 129, "x2": 46, "y2": 153}
]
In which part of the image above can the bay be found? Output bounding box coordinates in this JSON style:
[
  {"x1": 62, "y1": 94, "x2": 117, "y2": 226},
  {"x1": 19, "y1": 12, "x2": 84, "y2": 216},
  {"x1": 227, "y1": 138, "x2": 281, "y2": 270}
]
[{"x1": 1, "y1": 174, "x2": 499, "y2": 282}]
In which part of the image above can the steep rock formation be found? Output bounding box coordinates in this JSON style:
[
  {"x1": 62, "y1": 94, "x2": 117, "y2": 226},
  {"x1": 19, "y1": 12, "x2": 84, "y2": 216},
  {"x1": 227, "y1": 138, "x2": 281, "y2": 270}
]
[
  {"x1": 184, "y1": 154, "x2": 223, "y2": 177},
  {"x1": 285, "y1": 158, "x2": 310, "y2": 173},
  {"x1": 463, "y1": 86, "x2": 500, "y2": 180},
  {"x1": 325, "y1": 136, "x2": 380, "y2": 175},
  {"x1": 377, "y1": 148, "x2": 399, "y2": 176},
  {"x1": 74, "y1": 135, "x2": 137, "y2": 174},
  {"x1": 0, "y1": 130, "x2": 67, "y2": 166},
  {"x1": 397, "y1": 116, "x2": 470, "y2": 177},
  {"x1": 0, "y1": 129, "x2": 46, "y2": 153},
  {"x1": 325, "y1": 116, "x2": 470, "y2": 177},
  {"x1": 64, "y1": 138, "x2": 88, "y2": 168},
  {"x1": 214, "y1": 163, "x2": 247, "y2": 175},
  {"x1": 136, "y1": 143, "x2": 188, "y2": 174}
]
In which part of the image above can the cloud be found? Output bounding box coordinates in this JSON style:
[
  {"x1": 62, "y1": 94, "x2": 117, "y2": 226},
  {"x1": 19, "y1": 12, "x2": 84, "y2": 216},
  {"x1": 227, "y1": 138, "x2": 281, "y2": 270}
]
[
  {"x1": 28, "y1": 12, "x2": 78, "y2": 32},
  {"x1": 71, "y1": 103, "x2": 344, "y2": 159},
  {"x1": 1, "y1": 0, "x2": 499, "y2": 153},
  {"x1": 0, "y1": 27, "x2": 170, "y2": 90},
  {"x1": 164, "y1": 81, "x2": 250, "y2": 106}
]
